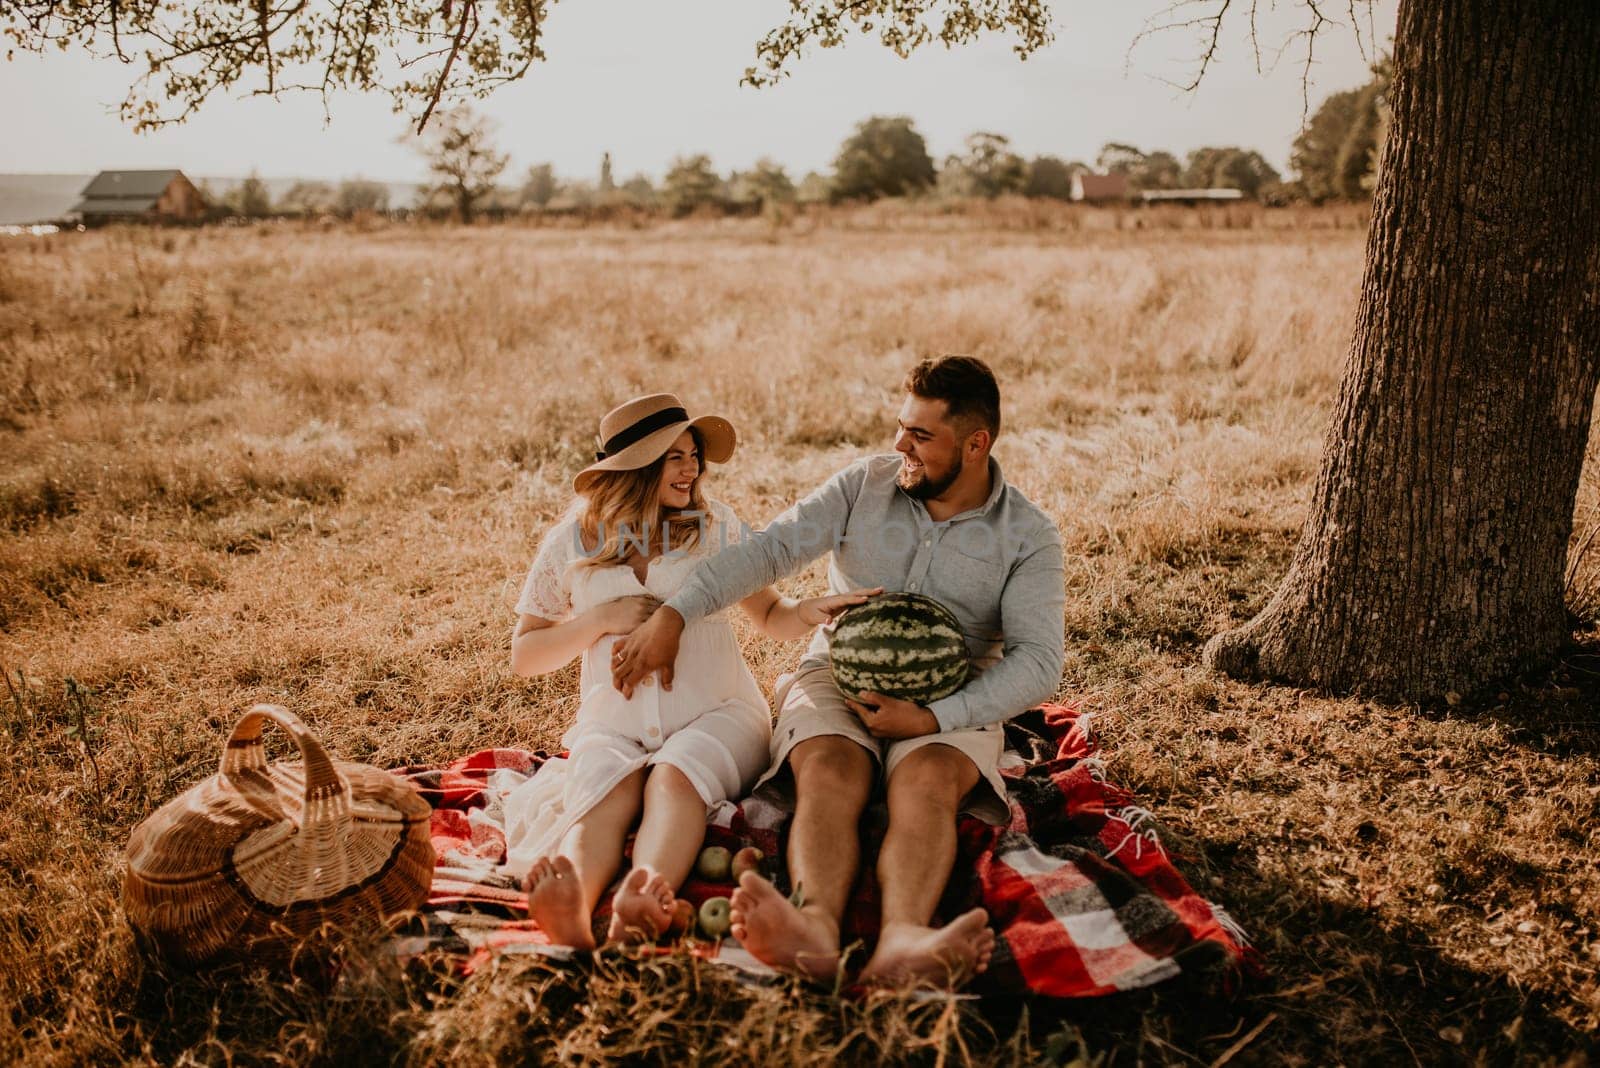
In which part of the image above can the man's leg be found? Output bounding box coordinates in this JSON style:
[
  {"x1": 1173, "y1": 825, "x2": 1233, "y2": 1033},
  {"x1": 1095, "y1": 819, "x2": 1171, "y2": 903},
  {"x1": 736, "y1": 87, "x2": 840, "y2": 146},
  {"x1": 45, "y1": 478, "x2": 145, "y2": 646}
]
[
  {"x1": 730, "y1": 735, "x2": 874, "y2": 979},
  {"x1": 859, "y1": 743, "x2": 996, "y2": 987},
  {"x1": 787, "y1": 735, "x2": 876, "y2": 921}
]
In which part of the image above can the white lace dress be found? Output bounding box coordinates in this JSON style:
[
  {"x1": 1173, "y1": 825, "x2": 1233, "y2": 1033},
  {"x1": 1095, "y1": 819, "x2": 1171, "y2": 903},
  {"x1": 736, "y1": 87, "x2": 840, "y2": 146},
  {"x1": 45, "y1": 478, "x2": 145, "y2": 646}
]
[{"x1": 500, "y1": 499, "x2": 772, "y2": 881}]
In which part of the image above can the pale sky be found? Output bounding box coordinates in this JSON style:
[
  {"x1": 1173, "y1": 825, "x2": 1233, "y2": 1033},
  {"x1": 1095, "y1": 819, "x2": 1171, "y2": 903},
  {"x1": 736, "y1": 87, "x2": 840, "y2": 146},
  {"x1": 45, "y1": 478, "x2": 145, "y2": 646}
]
[{"x1": 0, "y1": 0, "x2": 1396, "y2": 183}]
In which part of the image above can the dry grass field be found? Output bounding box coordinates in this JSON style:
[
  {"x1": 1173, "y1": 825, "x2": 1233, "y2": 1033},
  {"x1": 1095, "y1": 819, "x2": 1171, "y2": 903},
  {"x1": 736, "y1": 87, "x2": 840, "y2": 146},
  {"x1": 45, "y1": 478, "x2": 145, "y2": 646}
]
[{"x1": 2, "y1": 209, "x2": 1597, "y2": 1066}]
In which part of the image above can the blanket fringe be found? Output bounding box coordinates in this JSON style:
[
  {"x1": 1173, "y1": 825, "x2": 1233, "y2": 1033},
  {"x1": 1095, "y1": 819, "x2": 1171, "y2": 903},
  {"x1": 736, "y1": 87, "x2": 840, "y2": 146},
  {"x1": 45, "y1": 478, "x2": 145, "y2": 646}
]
[
  {"x1": 1210, "y1": 902, "x2": 1252, "y2": 947},
  {"x1": 1106, "y1": 804, "x2": 1167, "y2": 862}
]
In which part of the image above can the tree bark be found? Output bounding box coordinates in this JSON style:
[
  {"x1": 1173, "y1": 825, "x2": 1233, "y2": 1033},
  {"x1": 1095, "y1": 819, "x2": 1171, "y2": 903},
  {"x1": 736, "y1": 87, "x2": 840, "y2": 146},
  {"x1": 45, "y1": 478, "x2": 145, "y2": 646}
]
[{"x1": 1205, "y1": 0, "x2": 1600, "y2": 700}]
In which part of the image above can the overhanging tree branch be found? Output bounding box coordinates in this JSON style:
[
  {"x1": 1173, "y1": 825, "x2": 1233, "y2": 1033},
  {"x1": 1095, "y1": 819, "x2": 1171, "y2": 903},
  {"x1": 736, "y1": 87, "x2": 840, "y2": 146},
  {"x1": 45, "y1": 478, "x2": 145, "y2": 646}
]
[
  {"x1": 415, "y1": 0, "x2": 476, "y2": 134},
  {"x1": 1127, "y1": 0, "x2": 1372, "y2": 118},
  {"x1": 742, "y1": 0, "x2": 1054, "y2": 88},
  {"x1": 0, "y1": 0, "x2": 549, "y2": 132}
]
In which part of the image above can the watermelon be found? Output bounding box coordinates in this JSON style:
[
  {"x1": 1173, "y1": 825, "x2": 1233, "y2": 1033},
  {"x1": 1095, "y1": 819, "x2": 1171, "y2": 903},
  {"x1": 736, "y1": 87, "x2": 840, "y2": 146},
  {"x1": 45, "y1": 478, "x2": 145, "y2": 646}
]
[{"x1": 829, "y1": 592, "x2": 970, "y2": 705}]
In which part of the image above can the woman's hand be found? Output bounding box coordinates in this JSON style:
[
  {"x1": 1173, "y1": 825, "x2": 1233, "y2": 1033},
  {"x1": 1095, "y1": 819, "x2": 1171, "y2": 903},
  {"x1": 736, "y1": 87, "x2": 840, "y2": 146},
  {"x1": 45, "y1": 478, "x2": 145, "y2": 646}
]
[
  {"x1": 795, "y1": 587, "x2": 883, "y2": 627},
  {"x1": 589, "y1": 595, "x2": 661, "y2": 637}
]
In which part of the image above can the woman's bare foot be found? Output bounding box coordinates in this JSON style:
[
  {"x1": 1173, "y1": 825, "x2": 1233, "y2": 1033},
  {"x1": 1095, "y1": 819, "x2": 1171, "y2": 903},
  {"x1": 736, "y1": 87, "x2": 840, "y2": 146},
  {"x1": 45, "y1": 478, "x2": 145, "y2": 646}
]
[
  {"x1": 607, "y1": 866, "x2": 676, "y2": 942},
  {"x1": 526, "y1": 856, "x2": 596, "y2": 950},
  {"x1": 729, "y1": 872, "x2": 842, "y2": 981},
  {"x1": 857, "y1": 909, "x2": 994, "y2": 989}
]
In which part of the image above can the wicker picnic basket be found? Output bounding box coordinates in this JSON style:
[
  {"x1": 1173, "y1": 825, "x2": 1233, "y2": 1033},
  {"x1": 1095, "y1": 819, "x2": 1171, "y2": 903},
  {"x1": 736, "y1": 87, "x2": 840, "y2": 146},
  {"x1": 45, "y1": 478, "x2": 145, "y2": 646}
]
[{"x1": 124, "y1": 704, "x2": 434, "y2": 964}]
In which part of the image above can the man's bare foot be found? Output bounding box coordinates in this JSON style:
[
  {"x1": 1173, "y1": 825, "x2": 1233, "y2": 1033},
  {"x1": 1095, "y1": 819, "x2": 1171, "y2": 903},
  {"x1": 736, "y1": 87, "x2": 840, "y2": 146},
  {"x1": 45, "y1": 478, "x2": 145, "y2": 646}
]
[
  {"x1": 526, "y1": 856, "x2": 596, "y2": 950},
  {"x1": 607, "y1": 866, "x2": 675, "y2": 942},
  {"x1": 857, "y1": 909, "x2": 995, "y2": 989},
  {"x1": 729, "y1": 871, "x2": 842, "y2": 981}
]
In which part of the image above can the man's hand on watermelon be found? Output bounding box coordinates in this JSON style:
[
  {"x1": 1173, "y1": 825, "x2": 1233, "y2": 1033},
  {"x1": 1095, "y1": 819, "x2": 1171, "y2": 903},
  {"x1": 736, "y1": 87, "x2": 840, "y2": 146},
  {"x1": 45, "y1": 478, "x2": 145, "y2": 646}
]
[
  {"x1": 611, "y1": 606, "x2": 685, "y2": 698},
  {"x1": 845, "y1": 691, "x2": 939, "y2": 739}
]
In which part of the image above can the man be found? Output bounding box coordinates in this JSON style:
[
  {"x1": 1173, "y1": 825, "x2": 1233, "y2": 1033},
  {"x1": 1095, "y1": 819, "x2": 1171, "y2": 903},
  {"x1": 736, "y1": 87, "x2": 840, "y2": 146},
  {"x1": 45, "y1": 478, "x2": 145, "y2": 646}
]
[{"x1": 611, "y1": 355, "x2": 1066, "y2": 987}]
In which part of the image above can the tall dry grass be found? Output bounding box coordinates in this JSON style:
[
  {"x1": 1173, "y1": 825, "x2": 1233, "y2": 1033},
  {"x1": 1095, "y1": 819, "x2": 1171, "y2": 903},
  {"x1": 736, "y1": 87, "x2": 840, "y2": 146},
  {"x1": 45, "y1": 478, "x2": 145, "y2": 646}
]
[{"x1": 1, "y1": 216, "x2": 1596, "y2": 1065}]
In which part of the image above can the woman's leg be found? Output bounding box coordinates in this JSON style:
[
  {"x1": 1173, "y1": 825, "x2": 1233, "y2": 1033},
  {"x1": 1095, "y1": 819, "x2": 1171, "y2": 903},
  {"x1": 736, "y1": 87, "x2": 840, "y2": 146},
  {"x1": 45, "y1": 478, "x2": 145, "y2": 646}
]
[
  {"x1": 608, "y1": 763, "x2": 708, "y2": 940},
  {"x1": 633, "y1": 764, "x2": 710, "y2": 886},
  {"x1": 527, "y1": 767, "x2": 646, "y2": 949}
]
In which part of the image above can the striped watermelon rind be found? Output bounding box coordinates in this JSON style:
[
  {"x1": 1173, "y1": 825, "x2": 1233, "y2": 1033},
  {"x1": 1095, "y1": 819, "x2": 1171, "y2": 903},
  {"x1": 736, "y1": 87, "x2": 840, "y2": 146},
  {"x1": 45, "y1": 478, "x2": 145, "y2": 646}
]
[{"x1": 829, "y1": 592, "x2": 970, "y2": 705}]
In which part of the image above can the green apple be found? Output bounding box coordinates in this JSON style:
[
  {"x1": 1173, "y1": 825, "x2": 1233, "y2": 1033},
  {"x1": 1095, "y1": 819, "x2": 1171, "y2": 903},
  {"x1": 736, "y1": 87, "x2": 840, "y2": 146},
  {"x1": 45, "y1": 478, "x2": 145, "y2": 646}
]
[
  {"x1": 698, "y1": 896, "x2": 732, "y2": 939},
  {"x1": 695, "y1": 845, "x2": 732, "y2": 882}
]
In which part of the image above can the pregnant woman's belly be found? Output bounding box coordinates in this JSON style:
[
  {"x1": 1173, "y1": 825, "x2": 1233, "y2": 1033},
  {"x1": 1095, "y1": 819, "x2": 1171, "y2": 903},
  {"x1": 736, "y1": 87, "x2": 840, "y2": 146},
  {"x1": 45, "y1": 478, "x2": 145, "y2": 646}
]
[{"x1": 576, "y1": 620, "x2": 767, "y2": 742}]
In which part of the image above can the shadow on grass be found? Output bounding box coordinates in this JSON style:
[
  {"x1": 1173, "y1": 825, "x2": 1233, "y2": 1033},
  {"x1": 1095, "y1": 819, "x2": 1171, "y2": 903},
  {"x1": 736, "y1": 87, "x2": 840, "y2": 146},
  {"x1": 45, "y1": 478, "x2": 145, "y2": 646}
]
[
  {"x1": 1024, "y1": 848, "x2": 1597, "y2": 1066},
  {"x1": 1447, "y1": 639, "x2": 1600, "y2": 760}
]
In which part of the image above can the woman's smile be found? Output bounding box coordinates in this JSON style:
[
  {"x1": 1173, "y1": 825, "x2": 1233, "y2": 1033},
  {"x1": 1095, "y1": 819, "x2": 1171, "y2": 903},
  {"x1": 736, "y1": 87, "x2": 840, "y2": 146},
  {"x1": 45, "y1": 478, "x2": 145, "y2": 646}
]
[{"x1": 663, "y1": 475, "x2": 695, "y2": 506}]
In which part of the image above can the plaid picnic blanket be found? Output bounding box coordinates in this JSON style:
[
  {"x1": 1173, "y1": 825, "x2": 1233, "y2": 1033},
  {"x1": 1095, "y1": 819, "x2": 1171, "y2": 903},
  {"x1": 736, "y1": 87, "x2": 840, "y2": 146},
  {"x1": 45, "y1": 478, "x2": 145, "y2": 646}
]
[{"x1": 392, "y1": 703, "x2": 1256, "y2": 997}]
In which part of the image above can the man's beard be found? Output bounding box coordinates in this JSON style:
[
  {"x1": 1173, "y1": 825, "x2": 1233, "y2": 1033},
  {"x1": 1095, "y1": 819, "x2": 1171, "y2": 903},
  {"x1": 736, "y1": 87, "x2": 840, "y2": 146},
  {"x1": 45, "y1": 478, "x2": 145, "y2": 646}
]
[{"x1": 900, "y1": 453, "x2": 962, "y2": 500}]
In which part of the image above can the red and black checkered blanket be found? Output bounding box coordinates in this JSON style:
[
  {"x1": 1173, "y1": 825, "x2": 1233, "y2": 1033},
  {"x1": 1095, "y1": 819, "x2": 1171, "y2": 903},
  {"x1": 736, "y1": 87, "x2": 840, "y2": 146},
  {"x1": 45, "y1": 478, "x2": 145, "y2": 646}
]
[{"x1": 393, "y1": 703, "x2": 1256, "y2": 997}]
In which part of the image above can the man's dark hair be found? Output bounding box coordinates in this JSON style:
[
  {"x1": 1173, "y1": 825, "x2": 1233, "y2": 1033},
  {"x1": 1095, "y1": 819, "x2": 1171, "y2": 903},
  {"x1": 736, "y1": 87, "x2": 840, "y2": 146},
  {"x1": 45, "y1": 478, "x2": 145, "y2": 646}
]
[{"x1": 902, "y1": 355, "x2": 1001, "y2": 438}]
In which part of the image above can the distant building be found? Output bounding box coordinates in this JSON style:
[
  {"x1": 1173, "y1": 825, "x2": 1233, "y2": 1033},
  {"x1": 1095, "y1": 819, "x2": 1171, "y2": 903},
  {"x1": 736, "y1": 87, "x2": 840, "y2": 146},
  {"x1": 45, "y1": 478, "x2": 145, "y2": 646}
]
[
  {"x1": 1070, "y1": 172, "x2": 1130, "y2": 203},
  {"x1": 70, "y1": 170, "x2": 206, "y2": 225},
  {"x1": 1138, "y1": 188, "x2": 1246, "y2": 204}
]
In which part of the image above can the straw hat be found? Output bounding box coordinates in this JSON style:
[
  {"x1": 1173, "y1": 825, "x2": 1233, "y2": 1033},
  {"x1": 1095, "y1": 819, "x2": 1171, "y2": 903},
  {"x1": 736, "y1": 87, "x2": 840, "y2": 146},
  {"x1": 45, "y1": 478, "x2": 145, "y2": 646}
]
[{"x1": 574, "y1": 392, "x2": 736, "y2": 493}]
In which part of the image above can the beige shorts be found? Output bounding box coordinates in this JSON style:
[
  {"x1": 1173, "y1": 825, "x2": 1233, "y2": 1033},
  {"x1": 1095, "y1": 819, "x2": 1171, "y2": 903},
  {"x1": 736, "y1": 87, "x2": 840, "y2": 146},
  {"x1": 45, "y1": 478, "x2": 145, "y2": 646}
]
[{"x1": 752, "y1": 663, "x2": 1011, "y2": 825}]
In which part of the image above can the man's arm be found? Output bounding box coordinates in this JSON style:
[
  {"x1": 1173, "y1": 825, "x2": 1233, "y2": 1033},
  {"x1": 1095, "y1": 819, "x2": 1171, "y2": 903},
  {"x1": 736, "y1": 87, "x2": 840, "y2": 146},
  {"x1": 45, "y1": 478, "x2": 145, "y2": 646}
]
[
  {"x1": 611, "y1": 461, "x2": 866, "y2": 694},
  {"x1": 925, "y1": 524, "x2": 1066, "y2": 732},
  {"x1": 664, "y1": 462, "x2": 866, "y2": 625}
]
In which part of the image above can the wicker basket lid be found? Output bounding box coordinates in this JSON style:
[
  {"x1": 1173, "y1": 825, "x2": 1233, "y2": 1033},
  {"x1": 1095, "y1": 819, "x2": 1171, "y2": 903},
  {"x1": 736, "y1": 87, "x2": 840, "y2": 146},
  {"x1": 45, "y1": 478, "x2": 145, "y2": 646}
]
[{"x1": 124, "y1": 705, "x2": 434, "y2": 963}]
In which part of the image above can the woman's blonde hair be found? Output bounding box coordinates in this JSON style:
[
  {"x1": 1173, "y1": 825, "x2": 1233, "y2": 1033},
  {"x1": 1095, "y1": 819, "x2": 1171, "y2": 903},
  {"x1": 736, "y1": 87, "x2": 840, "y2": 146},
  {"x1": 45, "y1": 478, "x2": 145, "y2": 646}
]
[{"x1": 575, "y1": 426, "x2": 708, "y2": 569}]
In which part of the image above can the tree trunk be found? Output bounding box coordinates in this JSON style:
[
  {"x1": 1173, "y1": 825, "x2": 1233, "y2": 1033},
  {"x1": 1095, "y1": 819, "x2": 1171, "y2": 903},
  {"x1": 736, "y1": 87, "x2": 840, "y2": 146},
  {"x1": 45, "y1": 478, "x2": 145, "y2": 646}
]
[{"x1": 1205, "y1": 0, "x2": 1600, "y2": 700}]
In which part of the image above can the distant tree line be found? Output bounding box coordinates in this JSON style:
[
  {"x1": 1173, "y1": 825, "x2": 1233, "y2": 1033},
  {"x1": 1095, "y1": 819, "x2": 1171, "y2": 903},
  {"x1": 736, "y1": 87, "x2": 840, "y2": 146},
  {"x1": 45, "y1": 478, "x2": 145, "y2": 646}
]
[
  {"x1": 205, "y1": 63, "x2": 1388, "y2": 222},
  {"x1": 494, "y1": 58, "x2": 1387, "y2": 220},
  {"x1": 200, "y1": 174, "x2": 392, "y2": 219},
  {"x1": 496, "y1": 123, "x2": 1291, "y2": 221}
]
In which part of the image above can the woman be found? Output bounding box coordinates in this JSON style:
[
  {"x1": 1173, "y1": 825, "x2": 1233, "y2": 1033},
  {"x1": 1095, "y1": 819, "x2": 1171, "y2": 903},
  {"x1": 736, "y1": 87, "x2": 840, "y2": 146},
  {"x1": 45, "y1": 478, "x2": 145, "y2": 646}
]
[{"x1": 505, "y1": 392, "x2": 877, "y2": 949}]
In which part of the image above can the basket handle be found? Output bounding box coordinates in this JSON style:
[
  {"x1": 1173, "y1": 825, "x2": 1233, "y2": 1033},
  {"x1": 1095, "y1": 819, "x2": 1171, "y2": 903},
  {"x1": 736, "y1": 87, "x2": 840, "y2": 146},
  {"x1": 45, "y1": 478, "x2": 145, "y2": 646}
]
[{"x1": 220, "y1": 704, "x2": 351, "y2": 819}]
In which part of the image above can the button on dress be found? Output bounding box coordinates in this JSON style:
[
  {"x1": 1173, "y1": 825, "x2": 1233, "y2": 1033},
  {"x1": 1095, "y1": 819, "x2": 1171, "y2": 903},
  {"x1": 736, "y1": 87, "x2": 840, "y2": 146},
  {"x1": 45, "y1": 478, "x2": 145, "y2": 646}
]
[{"x1": 501, "y1": 500, "x2": 771, "y2": 881}]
